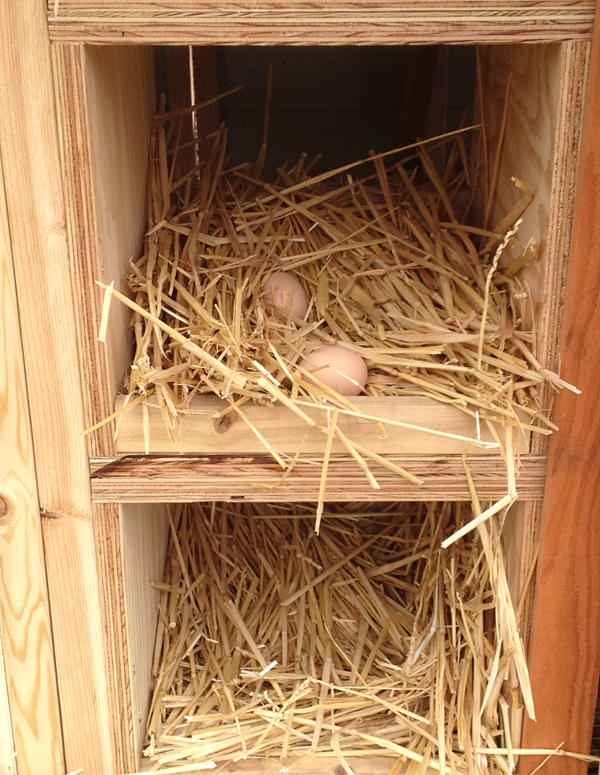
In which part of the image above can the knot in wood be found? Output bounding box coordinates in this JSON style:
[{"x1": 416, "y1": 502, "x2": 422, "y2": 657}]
[
  {"x1": 213, "y1": 414, "x2": 234, "y2": 434},
  {"x1": 0, "y1": 496, "x2": 9, "y2": 521}
]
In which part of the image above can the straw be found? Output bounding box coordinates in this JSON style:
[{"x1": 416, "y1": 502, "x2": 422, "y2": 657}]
[{"x1": 92, "y1": 106, "x2": 573, "y2": 503}]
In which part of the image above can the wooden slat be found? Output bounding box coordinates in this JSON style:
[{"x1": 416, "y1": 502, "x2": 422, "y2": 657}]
[
  {"x1": 0, "y1": 2, "x2": 115, "y2": 772},
  {"x1": 0, "y1": 134, "x2": 64, "y2": 775},
  {"x1": 114, "y1": 394, "x2": 529, "y2": 457},
  {"x1": 90, "y1": 454, "x2": 547, "y2": 502},
  {"x1": 46, "y1": 1, "x2": 595, "y2": 44},
  {"x1": 520, "y1": 9, "x2": 600, "y2": 775}
]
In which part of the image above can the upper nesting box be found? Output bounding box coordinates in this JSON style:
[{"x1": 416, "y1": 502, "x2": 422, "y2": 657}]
[{"x1": 51, "y1": 32, "x2": 589, "y2": 501}]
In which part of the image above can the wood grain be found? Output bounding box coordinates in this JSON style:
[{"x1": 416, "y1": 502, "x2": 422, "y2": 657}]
[
  {"x1": 114, "y1": 395, "x2": 528, "y2": 457},
  {"x1": 0, "y1": 2, "x2": 116, "y2": 772},
  {"x1": 520, "y1": 12, "x2": 600, "y2": 775},
  {"x1": 0, "y1": 632, "x2": 16, "y2": 775},
  {"x1": 46, "y1": 1, "x2": 595, "y2": 44},
  {"x1": 0, "y1": 144, "x2": 64, "y2": 774},
  {"x1": 477, "y1": 43, "x2": 589, "y2": 457},
  {"x1": 53, "y1": 44, "x2": 155, "y2": 457},
  {"x1": 90, "y1": 454, "x2": 547, "y2": 503},
  {"x1": 121, "y1": 504, "x2": 169, "y2": 762}
]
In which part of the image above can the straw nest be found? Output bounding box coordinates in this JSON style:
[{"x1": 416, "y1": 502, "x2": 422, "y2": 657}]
[
  {"x1": 144, "y1": 502, "x2": 599, "y2": 775},
  {"x1": 96, "y1": 100, "x2": 578, "y2": 510}
]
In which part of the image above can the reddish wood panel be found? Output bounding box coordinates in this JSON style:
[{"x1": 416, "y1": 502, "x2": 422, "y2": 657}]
[{"x1": 521, "y1": 13, "x2": 600, "y2": 775}]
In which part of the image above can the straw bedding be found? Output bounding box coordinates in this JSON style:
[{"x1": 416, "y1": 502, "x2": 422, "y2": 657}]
[{"x1": 145, "y1": 502, "x2": 530, "y2": 774}]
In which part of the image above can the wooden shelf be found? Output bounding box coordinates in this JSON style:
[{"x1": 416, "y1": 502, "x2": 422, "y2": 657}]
[
  {"x1": 46, "y1": 0, "x2": 595, "y2": 45},
  {"x1": 90, "y1": 453, "x2": 547, "y2": 502}
]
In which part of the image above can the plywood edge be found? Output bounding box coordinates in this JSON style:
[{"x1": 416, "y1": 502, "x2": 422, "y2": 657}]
[
  {"x1": 89, "y1": 454, "x2": 547, "y2": 503},
  {"x1": 113, "y1": 394, "x2": 530, "y2": 457},
  {"x1": 46, "y1": 2, "x2": 595, "y2": 45}
]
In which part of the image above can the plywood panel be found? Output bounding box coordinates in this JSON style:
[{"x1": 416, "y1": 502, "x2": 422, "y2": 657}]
[
  {"x1": 477, "y1": 42, "x2": 589, "y2": 457},
  {"x1": 54, "y1": 44, "x2": 155, "y2": 457},
  {"x1": 46, "y1": 1, "x2": 595, "y2": 45},
  {"x1": 90, "y1": 454, "x2": 547, "y2": 503},
  {"x1": 121, "y1": 503, "x2": 169, "y2": 762}
]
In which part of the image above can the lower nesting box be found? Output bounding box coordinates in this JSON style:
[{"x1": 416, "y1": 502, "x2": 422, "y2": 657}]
[
  {"x1": 58, "y1": 40, "x2": 588, "y2": 467},
  {"x1": 121, "y1": 500, "x2": 537, "y2": 774}
]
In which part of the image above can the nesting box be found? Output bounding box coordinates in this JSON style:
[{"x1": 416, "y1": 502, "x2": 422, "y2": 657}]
[{"x1": 46, "y1": 18, "x2": 591, "y2": 774}]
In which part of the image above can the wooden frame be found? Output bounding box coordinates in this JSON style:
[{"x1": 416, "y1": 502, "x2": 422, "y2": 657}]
[{"x1": 0, "y1": 2, "x2": 597, "y2": 774}]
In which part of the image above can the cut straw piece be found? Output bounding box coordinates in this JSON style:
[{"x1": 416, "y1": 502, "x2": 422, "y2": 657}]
[
  {"x1": 315, "y1": 409, "x2": 339, "y2": 534},
  {"x1": 441, "y1": 494, "x2": 516, "y2": 549},
  {"x1": 96, "y1": 282, "x2": 246, "y2": 390},
  {"x1": 83, "y1": 388, "x2": 156, "y2": 436},
  {"x1": 97, "y1": 281, "x2": 114, "y2": 343},
  {"x1": 347, "y1": 440, "x2": 423, "y2": 486}
]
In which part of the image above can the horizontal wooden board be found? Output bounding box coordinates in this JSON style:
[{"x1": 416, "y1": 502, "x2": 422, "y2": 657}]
[
  {"x1": 114, "y1": 395, "x2": 530, "y2": 457},
  {"x1": 46, "y1": 1, "x2": 595, "y2": 44},
  {"x1": 138, "y1": 755, "x2": 436, "y2": 774},
  {"x1": 90, "y1": 453, "x2": 547, "y2": 502}
]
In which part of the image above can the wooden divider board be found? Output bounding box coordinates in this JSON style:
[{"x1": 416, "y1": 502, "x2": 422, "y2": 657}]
[{"x1": 45, "y1": 0, "x2": 596, "y2": 45}]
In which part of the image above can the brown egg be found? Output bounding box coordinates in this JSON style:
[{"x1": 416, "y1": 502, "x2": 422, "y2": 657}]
[
  {"x1": 299, "y1": 345, "x2": 368, "y2": 396},
  {"x1": 263, "y1": 272, "x2": 308, "y2": 318}
]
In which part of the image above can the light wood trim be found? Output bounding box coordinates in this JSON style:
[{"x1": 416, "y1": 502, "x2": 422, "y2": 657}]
[
  {"x1": 114, "y1": 395, "x2": 529, "y2": 457},
  {"x1": 90, "y1": 454, "x2": 547, "y2": 502},
  {"x1": 0, "y1": 138, "x2": 64, "y2": 775},
  {"x1": 520, "y1": 10, "x2": 600, "y2": 775},
  {"x1": 0, "y1": 2, "x2": 115, "y2": 772},
  {"x1": 46, "y1": 1, "x2": 595, "y2": 45}
]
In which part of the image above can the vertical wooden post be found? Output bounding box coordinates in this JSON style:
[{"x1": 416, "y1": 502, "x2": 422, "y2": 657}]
[
  {"x1": 0, "y1": 1, "x2": 115, "y2": 773},
  {"x1": 0, "y1": 147, "x2": 64, "y2": 774},
  {"x1": 521, "y1": 11, "x2": 600, "y2": 775}
]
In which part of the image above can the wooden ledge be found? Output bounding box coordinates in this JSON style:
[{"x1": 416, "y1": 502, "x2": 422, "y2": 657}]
[
  {"x1": 89, "y1": 453, "x2": 547, "y2": 502},
  {"x1": 47, "y1": 1, "x2": 595, "y2": 44},
  {"x1": 113, "y1": 395, "x2": 530, "y2": 457}
]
